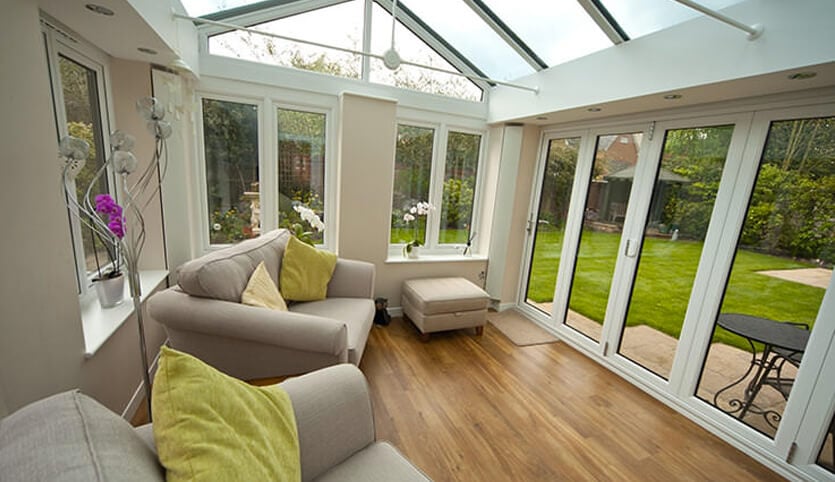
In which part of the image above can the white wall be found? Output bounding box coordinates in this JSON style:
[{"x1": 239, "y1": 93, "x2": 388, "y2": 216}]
[
  {"x1": 489, "y1": 0, "x2": 835, "y2": 123},
  {"x1": 0, "y1": 3, "x2": 167, "y2": 416}
]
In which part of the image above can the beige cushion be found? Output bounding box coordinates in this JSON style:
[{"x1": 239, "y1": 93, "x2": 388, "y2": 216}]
[
  {"x1": 178, "y1": 229, "x2": 290, "y2": 302},
  {"x1": 313, "y1": 442, "x2": 431, "y2": 482},
  {"x1": 242, "y1": 261, "x2": 288, "y2": 311},
  {"x1": 402, "y1": 277, "x2": 489, "y2": 315},
  {"x1": 291, "y1": 298, "x2": 375, "y2": 365}
]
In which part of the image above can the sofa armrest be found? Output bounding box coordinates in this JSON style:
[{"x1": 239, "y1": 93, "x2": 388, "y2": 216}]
[
  {"x1": 149, "y1": 288, "x2": 347, "y2": 357},
  {"x1": 280, "y1": 364, "x2": 375, "y2": 482},
  {"x1": 327, "y1": 259, "x2": 375, "y2": 299}
]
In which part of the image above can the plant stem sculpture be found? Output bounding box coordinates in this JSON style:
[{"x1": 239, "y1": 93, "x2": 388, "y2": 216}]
[{"x1": 60, "y1": 97, "x2": 172, "y2": 421}]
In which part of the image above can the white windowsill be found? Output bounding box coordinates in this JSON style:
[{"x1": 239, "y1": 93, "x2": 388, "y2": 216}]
[
  {"x1": 80, "y1": 270, "x2": 169, "y2": 358},
  {"x1": 385, "y1": 254, "x2": 487, "y2": 264}
]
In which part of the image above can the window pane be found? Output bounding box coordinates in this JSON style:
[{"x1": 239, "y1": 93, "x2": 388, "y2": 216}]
[
  {"x1": 439, "y1": 132, "x2": 481, "y2": 244},
  {"x1": 600, "y1": 0, "x2": 744, "y2": 39},
  {"x1": 277, "y1": 108, "x2": 326, "y2": 244},
  {"x1": 369, "y1": 3, "x2": 481, "y2": 101},
  {"x1": 525, "y1": 137, "x2": 582, "y2": 315},
  {"x1": 59, "y1": 55, "x2": 110, "y2": 279},
  {"x1": 202, "y1": 98, "x2": 260, "y2": 244},
  {"x1": 391, "y1": 125, "x2": 434, "y2": 244},
  {"x1": 566, "y1": 133, "x2": 643, "y2": 342},
  {"x1": 818, "y1": 411, "x2": 835, "y2": 473},
  {"x1": 481, "y1": 0, "x2": 612, "y2": 66},
  {"x1": 399, "y1": 0, "x2": 534, "y2": 81},
  {"x1": 618, "y1": 125, "x2": 734, "y2": 379},
  {"x1": 696, "y1": 117, "x2": 833, "y2": 438},
  {"x1": 209, "y1": 1, "x2": 363, "y2": 80}
]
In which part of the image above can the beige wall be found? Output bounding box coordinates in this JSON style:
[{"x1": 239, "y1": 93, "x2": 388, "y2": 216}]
[
  {"x1": 499, "y1": 125, "x2": 541, "y2": 304},
  {"x1": 0, "y1": 0, "x2": 85, "y2": 417},
  {"x1": 0, "y1": 4, "x2": 167, "y2": 417},
  {"x1": 336, "y1": 93, "x2": 488, "y2": 306}
]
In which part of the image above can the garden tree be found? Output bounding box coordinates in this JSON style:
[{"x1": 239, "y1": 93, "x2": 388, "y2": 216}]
[
  {"x1": 747, "y1": 117, "x2": 835, "y2": 262},
  {"x1": 439, "y1": 132, "x2": 480, "y2": 232},
  {"x1": 659, "y1": 126, "x2": 734, "y2": 239},
  {"x1": 202, "y1": 98, "x2": 259, "y2": 243},
  {"x1": 391, "y1": 126, "x2": 433, "y2": 237},
  {"x1": 59, "y1": 58, "x2": 94, "y2": 126},
  {"x1": 538, "y1": 139, "x2": 580, "y2": 227}
]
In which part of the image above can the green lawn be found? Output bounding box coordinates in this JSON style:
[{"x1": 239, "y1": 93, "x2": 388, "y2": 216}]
[
  {"x1": 391, "y1": 227, "x2": 469, "y2": 245},
  {"x1": 527, "y1": 228, "x2": 824, "y2": 350}
]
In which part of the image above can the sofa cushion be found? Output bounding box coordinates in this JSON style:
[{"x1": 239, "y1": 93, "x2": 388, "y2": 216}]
[
  {"x1": 152, "y1": 346, "x2": 301, "y2": 482},
  {"x1": 178, "y1": 229, "x2": 290, "y2": 302},
  {"x1": 313, "y1": 442, "x2": 431, "y2": 482},
  {"x1": 291, "y1": 298, "x2": 375, "y2": 364},
  {"x1": 0, "y1": 390, "x2": 164, "y2": 482},
  {"x1": 242, "y1": 260, "x2": 288, "y2": 311},
  {"x1": 280, "y1": 235, "x2": 337, "y2": 302}
]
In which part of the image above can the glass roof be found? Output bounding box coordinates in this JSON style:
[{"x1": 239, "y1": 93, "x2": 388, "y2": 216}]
[
  {"x1": 399, "y1": 0, "x2": 534, "y2": 82},
  {"x1": 481, "y1": 0, "x2": 613, "y2": 67},
  {"x1": 600, "y1": 0, "x2": 745, "y2": 38},
  {"x1": 183, "y1": 0, "x2": 755, "y2": 96}
]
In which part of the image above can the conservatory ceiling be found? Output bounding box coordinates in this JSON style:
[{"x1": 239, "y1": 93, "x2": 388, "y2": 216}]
[{"x1": 180, "y1": 0, "x2": 749, "y2": 84}]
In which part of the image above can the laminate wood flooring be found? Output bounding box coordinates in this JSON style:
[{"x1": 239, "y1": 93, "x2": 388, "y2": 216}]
[{"x1": 361, "y1": 317, "x2": 783, "y2": 481}]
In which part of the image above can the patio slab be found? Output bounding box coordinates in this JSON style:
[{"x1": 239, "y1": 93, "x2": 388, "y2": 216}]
[{"x1": 758, "y1": 267, "x2": 832, "y2": 289}]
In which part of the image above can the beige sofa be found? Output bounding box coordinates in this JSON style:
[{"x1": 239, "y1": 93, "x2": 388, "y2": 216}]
[
  {"x1": 0, "y1": 364, "x2": 431, "y2": 481},
  {"x1": 149, "y1": 229, "x2": 376, "y2": 380}
]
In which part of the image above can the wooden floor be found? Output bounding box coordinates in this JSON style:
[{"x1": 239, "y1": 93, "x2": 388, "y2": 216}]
[{"x1": 361, "y1": 317, "x2": 783, "y2": 481}]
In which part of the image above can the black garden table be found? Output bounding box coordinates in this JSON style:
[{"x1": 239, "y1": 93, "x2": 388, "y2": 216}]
[{"x1": 713, "y1": 313, "x2": 810, "y2": 429}]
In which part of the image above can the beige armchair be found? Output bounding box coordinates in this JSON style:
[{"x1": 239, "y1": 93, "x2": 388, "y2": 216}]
[{"x1": 149, "y1": 229, "x2": 376, "y2": 380}]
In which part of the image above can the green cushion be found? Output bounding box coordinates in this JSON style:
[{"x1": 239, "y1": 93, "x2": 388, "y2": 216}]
[
  {"x1": 279, "y1": 235, "x2": 337, "y2": 301},
  {"x1": 152, "y1": 346, "x2": 301, "y2": 482}
]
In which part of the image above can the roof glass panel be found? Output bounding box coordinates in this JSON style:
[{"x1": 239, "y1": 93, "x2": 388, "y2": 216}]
[
  {"x1": 369, "y1": 3, "x2": 482, "y2": 101},
  {"x1": 208, "y1": 1, "x2": 364, "y2": 80},
  {"x1": 181, "y1": 0, "x2": 268, "y2": 17},
  {"x1": 399, "y1": 0, "x2": 534, "y2": 81},
  {"x1": 480, "y1": 0, "x2": 613, "y2": 66},
  {"x1": 600, "y1": 0, "x2": 745, "y2": 38}
]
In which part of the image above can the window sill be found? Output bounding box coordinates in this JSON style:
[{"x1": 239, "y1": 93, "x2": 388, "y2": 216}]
[
  {"x1": 385, "y1": 254, "x2": 487, "y2": 264},
  {"x1": 80, "y1": 270, "x2": 169, "y2": 358}
]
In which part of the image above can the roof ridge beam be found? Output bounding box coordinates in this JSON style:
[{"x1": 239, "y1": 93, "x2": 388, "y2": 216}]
[{"x1": 577, "y1": 0, "x2": 629, "y2": 44}]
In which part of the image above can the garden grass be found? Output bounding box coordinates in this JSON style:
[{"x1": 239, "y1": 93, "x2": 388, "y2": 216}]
[{"x1": 526, "y1": 228, "x2": 823, "y2": 350}]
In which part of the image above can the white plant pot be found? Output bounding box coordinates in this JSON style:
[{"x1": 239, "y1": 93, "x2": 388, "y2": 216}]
[
  {"x1": 407, "y1": 246, "x2": 419, "y2": 259},
  {"x1": 94, "y1": 273, "x2": 125, "y2": 308}
]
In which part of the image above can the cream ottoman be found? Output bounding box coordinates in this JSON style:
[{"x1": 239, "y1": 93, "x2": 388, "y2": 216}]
[{"x1": 401, "y1": 277, "x2": 489, "y2": 341}]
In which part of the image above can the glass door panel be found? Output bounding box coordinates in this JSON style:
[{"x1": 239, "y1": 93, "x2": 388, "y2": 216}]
[
  {"x1": 565, "y1": 133, "x2": 643, "y2": 342},
  {"x1": 524, "y1": 137, "x2": 581, "y2": 315},
  {"x1": 618, "y1": 125, "x2": 735, "y2": 379},
  {"x1": 696, "y1": 116, "x2": 834, "y2": 438},
  {"x1": 818, "y1": 412, "x2": 835, "y2": 474}
]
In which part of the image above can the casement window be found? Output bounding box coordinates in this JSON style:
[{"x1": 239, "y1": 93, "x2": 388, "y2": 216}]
[
  {"x1": 199, "y1": 95, "x2": 330, "y2": 248},
  {"x1": 44, "y1": 19, "x2": 115, "y2": 294},
  {"x1": 390, "y1": 122, "x2": 484, "y2": 256}
]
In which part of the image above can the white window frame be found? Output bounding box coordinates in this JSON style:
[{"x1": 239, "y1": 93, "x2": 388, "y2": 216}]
[
  {"x1": 43, "y1": 17, "x2": 116, "y2": 295},
  {"x1": 388, "y1": 111, "x2": 487, "y2": 258},
  {"x1": 196, "y1": 81, "x2": 337, "y2": 253}
]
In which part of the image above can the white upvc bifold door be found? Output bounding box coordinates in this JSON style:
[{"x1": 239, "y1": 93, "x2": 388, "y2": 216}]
[{"x1": 518, "y1": 103, "x2": 835, "y2": 478}]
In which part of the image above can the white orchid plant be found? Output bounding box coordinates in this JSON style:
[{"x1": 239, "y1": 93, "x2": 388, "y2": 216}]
[
  {"x1": 289, "y1": 203, "x2": 324, "y2": 246},
  {"x1": 402, "y1": 201, "x2": 433, "y2": 256}
]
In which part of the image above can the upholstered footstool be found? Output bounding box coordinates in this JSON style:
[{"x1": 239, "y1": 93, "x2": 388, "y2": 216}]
[{"x1": 401, "y1": 277, "x2": 489, "y2": 342}]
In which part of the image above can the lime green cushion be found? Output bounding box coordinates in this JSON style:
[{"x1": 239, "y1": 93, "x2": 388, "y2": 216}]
[
  {"x1": 151, "y1": 346, "x2": 301, "y2": 482},
  {"x1": 279, "y1": 235, "x2": 337, "y2": 301},
  {"x1": 242, "y1": 261, "x2": 288, "y2": 311}
]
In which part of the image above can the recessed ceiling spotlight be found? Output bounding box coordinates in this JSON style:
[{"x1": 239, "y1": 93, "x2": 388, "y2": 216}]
[
  {"x1": 137, "y1": 47, "x2": 158, "y2": 55},
  {"x1": 787, "y1": 71, "x2": 817, "y2": 80},
  {"x1": 535, "y1": 116, "x2": 548, "y2": 121},
  {"x1": 663, "y1": 94, "x2": 683, "y2": 100},
  {"x1": 587, "y1": 107, "x2": 602, "y2": 112},
  {"x1": 85, "y1": 4, "x2": 114, "y2": 16}
]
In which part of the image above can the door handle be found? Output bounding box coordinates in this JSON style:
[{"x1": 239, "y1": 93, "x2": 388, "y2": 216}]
[{"x1": 625, "y1": 239, "x2": 638, "y2": 258}]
